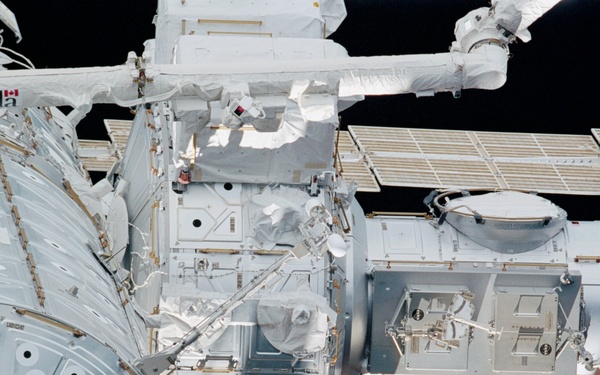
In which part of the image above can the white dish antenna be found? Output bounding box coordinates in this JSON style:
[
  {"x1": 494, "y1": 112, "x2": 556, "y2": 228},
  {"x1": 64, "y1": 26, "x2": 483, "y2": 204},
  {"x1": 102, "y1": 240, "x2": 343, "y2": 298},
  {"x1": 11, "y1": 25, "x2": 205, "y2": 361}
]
[{"x1": 327, "y1": 233, "x2": 347, "y2": 258}]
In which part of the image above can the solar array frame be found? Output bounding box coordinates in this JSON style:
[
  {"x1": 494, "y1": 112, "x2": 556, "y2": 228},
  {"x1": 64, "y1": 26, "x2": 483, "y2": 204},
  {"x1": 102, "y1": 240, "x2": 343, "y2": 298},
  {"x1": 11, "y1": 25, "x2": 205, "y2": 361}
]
[{"x1": 337, "y1": 130, "x2": 381, "y2": 192}]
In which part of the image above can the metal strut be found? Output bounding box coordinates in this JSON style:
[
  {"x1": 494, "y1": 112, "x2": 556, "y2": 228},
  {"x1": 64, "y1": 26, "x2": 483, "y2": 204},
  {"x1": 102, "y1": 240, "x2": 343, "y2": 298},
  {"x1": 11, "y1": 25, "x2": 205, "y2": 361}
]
[{"x1": 134, "y1": 250, "x2": 299, "y2": 374}]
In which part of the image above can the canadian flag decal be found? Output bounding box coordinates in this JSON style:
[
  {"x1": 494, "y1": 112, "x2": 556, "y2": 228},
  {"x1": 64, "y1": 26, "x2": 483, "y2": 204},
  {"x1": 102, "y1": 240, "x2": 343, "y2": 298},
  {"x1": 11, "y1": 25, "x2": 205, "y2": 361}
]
[{"x1": 1, "y1": 89, "x2": 21, "y2": 107}]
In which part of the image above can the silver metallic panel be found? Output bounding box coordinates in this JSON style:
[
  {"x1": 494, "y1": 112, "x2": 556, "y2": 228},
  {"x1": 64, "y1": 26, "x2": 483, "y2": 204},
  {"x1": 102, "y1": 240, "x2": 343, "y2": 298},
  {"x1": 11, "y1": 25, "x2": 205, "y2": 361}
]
[{"x1": 493, "y1": 287, "x2": 558, "y2": 372}]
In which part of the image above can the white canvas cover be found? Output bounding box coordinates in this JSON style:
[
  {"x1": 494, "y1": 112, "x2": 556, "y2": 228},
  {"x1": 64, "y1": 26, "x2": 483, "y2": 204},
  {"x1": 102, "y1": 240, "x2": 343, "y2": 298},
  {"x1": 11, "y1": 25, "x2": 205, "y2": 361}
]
[
  {"x1": 257, "y1": 291, "x2": 337, "y2": 356},
  {"x1": 0, "y1": 1, "x2": 21, "y2": 42},
  {"x1": 155, "y1": 0, "x2": 346, "y2": 63},
  {"x1": 192, "y1": 99, "x2": 336, "y2": 184},
  {"x1": 247, "y1": 185, "x2": 311, "y2": 249},
  {"x1": 157, "y1": 293, "x2": 231, "y2": 350},
  {"x1": 493, "y1": 0, "x2": 562, "y2": 42}
]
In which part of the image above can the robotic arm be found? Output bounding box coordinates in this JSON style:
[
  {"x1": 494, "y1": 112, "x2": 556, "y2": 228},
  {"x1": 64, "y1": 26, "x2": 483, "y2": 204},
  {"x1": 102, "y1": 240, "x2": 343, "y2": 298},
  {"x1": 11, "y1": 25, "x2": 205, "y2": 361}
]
[{"x1": 0, "y1": 1, "x2": 564, "y2": 116}]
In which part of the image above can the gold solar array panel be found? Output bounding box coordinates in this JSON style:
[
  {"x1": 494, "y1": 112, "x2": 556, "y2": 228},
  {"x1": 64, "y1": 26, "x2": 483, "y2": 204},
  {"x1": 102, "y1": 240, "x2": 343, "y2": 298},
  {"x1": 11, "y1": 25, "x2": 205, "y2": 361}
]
[
  {"x1": 104, "y1": 119, "x2": 134, "y2": 158},
  {"x1": 78, "y1": 120, "x2": 133, "y2": 172},
  {"x1": 348, "y1": 126, "x2": 600, "y2": 195},
  {"x1": 77, "y1": 140, "x2": 117, "y2": 172}
]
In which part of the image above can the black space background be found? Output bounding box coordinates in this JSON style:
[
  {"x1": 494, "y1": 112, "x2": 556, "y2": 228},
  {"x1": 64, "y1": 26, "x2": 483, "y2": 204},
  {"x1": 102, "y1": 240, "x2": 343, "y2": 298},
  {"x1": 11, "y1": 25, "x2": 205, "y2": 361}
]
[{"x1": 2, "y1": 1, "x2": 599, "y2": 219}]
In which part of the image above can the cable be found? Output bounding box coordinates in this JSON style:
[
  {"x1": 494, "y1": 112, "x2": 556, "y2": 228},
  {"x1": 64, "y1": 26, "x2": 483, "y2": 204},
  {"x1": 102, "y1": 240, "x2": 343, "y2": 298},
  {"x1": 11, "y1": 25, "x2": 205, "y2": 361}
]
[
  {"x1": 0, "y1": 46, "x2": 35, "y2": 69},
  {"x1": 3, "y1": 58, "x2": 31, "y2": 70},
  {"x1": 131, "y1": 270, "x2": 167, "y2": 292}
]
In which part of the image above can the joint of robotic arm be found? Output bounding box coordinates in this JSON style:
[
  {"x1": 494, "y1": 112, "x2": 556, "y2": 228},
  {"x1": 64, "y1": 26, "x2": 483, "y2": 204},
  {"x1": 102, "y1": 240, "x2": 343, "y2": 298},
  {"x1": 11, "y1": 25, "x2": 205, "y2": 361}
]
[{"x1": 454, "y1": 7, "x2": 514, "y2": 54}]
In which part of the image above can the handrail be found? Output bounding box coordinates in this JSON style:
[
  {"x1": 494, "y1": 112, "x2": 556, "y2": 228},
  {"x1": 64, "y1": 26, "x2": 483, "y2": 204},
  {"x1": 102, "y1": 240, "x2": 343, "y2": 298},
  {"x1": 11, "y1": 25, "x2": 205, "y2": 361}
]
[
  {"x1": 198, "y1": 19, "x2": 262, "y2": 26},
  {"x1": 207, "y1": 31, "x2": 272, "y2": 37}
]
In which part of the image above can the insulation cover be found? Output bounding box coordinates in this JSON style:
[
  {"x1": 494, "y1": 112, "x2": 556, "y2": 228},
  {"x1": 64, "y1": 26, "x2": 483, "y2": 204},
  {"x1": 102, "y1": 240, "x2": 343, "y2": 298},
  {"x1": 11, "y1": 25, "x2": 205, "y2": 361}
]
[{"x1": 257, "y1": 292, "x2": 336, "y2": 356}]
